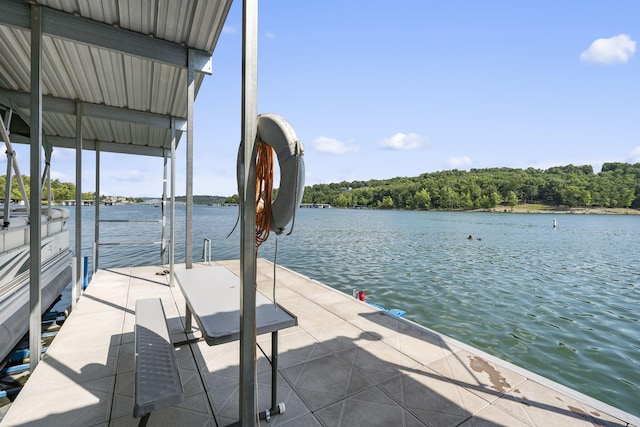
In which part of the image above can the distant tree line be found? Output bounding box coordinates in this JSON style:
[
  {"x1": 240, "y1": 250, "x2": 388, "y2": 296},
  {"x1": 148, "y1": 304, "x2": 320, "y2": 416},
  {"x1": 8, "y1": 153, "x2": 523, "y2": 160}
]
[
  {"x1": 175, "y1": 195, "x2": 228, "y2": 205},
  {"x1": 0, "y1": 175, "x2": 95, "y2": 203},
  {"x1": 300, "y1": 163, "x2": 640, "y2": 210},
  {"x1": 0, "y1": 175, "x2": 146, "y2": 204}
]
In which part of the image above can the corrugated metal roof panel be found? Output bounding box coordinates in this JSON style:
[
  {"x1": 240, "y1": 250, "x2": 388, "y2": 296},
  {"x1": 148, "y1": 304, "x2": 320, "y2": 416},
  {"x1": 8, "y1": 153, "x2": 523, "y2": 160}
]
[
  {"x1": 0, "y1": 0, "x2": 232, "y2": 156},
  {"x1": 43, "y1": 112, "x2": 73, "y2": 138},
  {"x1": 38, "y1": 0, "x2": 229, "y2": 52},
  {"x1": 0, "y1": 27, "x2": 30, "y2": 89}
]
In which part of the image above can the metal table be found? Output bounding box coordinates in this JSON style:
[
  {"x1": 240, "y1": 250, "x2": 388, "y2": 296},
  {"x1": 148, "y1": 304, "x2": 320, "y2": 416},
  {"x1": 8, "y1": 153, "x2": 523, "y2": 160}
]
[{"x1": 173, "y1": 266, "x2": 297, "y2": 423}]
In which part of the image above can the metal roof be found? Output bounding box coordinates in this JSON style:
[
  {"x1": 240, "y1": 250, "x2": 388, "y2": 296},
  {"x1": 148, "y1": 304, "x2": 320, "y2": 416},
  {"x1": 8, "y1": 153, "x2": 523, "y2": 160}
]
[{"x1": 0, "y1": 0, "x2": 233, "y2": 157}]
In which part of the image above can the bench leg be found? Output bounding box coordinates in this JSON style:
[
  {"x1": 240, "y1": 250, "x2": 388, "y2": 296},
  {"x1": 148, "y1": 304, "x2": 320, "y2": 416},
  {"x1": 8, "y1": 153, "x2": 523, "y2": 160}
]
[{"x1": 138, "y1": 414, "x2": 150, "y2": 427}]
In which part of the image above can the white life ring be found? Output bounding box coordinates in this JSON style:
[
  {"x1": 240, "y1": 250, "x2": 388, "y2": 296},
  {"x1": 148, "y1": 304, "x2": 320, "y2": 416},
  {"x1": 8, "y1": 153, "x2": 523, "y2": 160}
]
[{"x1": 256, "y1": 113, "x2": 305, "y2": 235}]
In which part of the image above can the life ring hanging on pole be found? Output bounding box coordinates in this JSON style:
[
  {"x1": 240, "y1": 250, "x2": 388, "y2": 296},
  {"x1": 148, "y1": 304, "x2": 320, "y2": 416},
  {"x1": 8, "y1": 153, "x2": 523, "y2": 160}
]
[
  {"x1": 233, "y1": 113, "x2": 305, "y2": 246},
  {"x1": 256, "y1": 113, "x2": 305, "y2": 237}
]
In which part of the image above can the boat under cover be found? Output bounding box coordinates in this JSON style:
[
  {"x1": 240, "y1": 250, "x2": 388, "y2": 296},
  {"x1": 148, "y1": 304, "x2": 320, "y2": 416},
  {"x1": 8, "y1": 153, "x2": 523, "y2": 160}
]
[{"x1": 0, "y1": 207, "x2": 72, "y2": 364}]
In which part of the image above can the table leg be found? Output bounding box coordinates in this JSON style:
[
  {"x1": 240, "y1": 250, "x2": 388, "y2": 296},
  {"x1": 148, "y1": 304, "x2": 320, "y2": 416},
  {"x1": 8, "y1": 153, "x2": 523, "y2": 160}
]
[
  {"x1": 257, "y1": 331, "x2": 285, "y2": 423},
  {"x1": 185, "y1": 304, "x2": 192, "y2": 333},
  {"x1": 271, "y1": 330, "x2": 278, "y2": 411}
]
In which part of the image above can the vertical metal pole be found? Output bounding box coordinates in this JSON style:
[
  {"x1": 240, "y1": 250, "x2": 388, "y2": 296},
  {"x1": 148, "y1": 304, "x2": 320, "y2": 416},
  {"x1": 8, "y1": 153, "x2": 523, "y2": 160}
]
[
  {"x1": 240, "y1": 0, "x2": 258, "y2": 424},
  {"x1": 45, "y1": 166, "x2": 51, "y2": 211},
  {"x1": 186, "y1": 52, "x2": 194, "y2": 270},
  {"x1": 94, "y1": 142, "x2": 100, "y2": 272},
  {"x1": 161, "y1": 149, "x2": 168, "y2": 266},
  {"x1": 271, "y1": 331, "x2": 278, "y2": 411},
  {"x1": 29, "y1": 3, "x2": 43, "y2": 372},
  {"x1": 0, "y1": 128, "x2": 29, "y2": 214},
  {"x1": 71, "y1": 256, "x2": 77, "y2": 309},
  {"x1": 2, "y1": 108, "x2": 13, "y2": 224},
  {"x1": 170, "y1": 119, "x2": 176, "y2": 287},
  {"x1": 75, "y1": 102, "x2": 83, "y2": 301},
  {"x1": 1, "y1": 110, "x2": 30, "y2": 214},
  {"x1": 3, "y1": 151, "x2": 11, "y2": 225}
]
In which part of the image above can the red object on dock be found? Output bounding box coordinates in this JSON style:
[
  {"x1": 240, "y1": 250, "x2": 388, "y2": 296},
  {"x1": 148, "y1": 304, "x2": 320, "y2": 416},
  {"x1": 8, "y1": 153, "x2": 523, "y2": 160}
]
[{"x1": 358, "y1": 291, "x2": 365, "y2": 301}]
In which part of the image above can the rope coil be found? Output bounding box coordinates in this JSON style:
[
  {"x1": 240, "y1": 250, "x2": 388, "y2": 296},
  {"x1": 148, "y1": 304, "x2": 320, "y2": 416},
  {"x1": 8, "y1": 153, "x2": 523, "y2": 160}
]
[{"x1": 255, "y1": 141, "x2": 275, "y2": 248}]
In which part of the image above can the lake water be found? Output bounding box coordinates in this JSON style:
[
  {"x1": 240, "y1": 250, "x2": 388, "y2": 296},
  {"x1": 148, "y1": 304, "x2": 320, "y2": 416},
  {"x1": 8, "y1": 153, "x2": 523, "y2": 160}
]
[{"x1": 65, "y1": 205, "x2": 640, "y2": 416}]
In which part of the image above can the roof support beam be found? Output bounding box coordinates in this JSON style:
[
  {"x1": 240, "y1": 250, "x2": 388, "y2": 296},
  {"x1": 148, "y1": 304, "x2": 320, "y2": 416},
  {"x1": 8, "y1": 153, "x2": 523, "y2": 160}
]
[
  {"x1": 10, "y1": 134, "x2": 166, "y2": 157},
  {"x1": 0, "y1": 0, "x2": 212, "y2": 74},
  {"x1": 0, "y1": 88, "x2": 187, "y2": 130}
]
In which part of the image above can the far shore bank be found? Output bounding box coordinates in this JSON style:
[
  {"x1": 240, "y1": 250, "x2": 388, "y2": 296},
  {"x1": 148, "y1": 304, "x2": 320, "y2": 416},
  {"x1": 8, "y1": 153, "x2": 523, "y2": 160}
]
[{"x1": 486, "y1": 204, "x2": 640, "y2": 215}]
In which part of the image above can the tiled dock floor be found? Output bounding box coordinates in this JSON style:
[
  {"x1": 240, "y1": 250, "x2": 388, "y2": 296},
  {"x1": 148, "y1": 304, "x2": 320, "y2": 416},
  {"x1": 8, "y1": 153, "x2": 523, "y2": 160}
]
[{"x1": 1, "y1": 259, "x2": 637, "y2": 427}]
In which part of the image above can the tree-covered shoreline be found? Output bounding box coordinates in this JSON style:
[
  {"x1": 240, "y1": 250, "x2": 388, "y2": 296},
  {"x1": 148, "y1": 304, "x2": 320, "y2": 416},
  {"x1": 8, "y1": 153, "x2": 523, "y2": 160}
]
[
  {"x1": 4, "y1": 162, "x2": 638, "y2": 211},
  {"x1": 301, "y1": 163, "x2": 640, "y2": 211}
]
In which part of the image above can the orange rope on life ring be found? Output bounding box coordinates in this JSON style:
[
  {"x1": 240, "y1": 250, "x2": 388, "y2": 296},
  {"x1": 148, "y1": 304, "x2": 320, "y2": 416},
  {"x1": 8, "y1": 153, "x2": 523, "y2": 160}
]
[{"x1": 255, "y1": 141, "x2": 275, "y2": 248}]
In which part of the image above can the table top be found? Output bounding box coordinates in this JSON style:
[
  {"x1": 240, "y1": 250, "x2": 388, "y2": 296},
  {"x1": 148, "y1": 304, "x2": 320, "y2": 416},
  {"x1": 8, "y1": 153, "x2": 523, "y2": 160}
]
[{"x1": 174, "y1": 266, "x2": 297, "y2": 345}]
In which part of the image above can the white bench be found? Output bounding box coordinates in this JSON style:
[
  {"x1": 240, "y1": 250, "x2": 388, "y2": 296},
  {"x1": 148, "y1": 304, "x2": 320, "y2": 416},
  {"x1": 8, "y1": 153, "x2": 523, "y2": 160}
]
[{"x1": 133, "y1": 298, "x2": 184, "y2": 427}]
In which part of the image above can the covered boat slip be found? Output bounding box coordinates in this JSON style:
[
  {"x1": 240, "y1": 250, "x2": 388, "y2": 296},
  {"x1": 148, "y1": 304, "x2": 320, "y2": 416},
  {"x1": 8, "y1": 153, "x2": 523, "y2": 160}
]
[
  {"x1": 1, "y1": 260, "x2": 637, "y2": 427},
  {"x1": 0, "y1": 0, "x2": 281, "y2": 424}
]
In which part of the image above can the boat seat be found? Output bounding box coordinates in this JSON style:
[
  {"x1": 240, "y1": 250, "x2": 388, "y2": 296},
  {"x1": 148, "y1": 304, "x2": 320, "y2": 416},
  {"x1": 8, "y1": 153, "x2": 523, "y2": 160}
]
[{"x1": 133, "y1": 298, "x2": 183, "y2": 427}]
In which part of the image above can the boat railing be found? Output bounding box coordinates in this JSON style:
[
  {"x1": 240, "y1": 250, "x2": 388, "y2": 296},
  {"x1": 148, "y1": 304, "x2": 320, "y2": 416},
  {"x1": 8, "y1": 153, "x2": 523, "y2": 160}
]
[
  {"x1": 201, "y1": 238, "x2": 211, "y2": 265},
  {"x1": 97, "y1": 219, "x2": 163, "y2": 246},
  {"x1": 96, "y1": 219, "x2": 164, "y2": 271}
]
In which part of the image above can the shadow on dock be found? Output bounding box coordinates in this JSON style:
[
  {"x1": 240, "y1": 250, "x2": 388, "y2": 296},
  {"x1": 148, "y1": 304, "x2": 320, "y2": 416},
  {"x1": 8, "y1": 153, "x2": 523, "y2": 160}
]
[{"x1": 0, "y1": 261, "x2": 635, "y2": 427}]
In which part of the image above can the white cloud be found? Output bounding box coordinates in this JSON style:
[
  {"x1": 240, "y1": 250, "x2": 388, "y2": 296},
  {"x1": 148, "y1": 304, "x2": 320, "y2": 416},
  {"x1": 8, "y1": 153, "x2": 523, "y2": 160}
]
[
  {"x1": 222, "y1": 25, "x2": 237, "y2": 35},
  {"x1": 580, "y1": 34, "x2": 636, "y2": 64},
  {"x1": 445, "y1": 156, "x2": 472, "y2": 168},
  {"x1": 50, "y1": 147, "x2": 74, "y2": 161},
  {"x1": 377, "y1": 133, "x2": 423, "y2": 150},
  {"x1": 265, "y1": 31, "x2": 276, "y2": 40},
  {"x1": 313, "y1": 137, "x2": 359, "y2": 155},
  {"x1": 107, "y1": 169, "x2": 147, "y2": 182},
  {"x1": 50, "y1": 170, "x2": 73, "y2": 183},
  {"x1": 628, "y1": 146, "x2": 640, "y2": 163}
]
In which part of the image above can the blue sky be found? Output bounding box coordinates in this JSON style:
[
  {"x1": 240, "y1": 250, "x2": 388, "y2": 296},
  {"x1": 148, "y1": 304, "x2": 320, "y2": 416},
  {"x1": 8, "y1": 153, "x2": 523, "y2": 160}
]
[{"x1": 15, "y1": 1, "x2": 640, "y2": 197}]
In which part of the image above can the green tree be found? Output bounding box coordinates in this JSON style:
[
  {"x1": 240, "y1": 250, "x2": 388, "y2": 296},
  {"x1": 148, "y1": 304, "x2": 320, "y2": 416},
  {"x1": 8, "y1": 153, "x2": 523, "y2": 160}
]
[
  {"x1": 224, "y1": 194, "x2": 239, "y2": 204},
  {"x1": 332, "y1": 194, "x2": 350, "y2": 207},
  {"x1": 506, "y1": 191, "x2": 518, "y2": 211},
  {"x1": 439, "y1": 186, "x2": 459, "y2": 209},
  {"x1": 378, "y1": 196, "x2": 394, "y2": 209},
  {"x1": 413, "y1": 188, "x2": 431, "y2": 210}
]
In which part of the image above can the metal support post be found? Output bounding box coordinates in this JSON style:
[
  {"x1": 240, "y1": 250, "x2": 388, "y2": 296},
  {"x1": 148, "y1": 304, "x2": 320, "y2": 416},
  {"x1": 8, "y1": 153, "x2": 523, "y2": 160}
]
[
  {"x1": 239, "y1": 0, "x2": 259, "y2": 424},
  {"x1": 0, "y1": 110, "x2": 29, "y2": 214},
  {"x1": 186, "y1": 52, "x2": 194, "y2": 270},
  {"x1": 170, "y1": 119, "x2": 176, "y2": 287},
  {"x1": 71, "y1": 256, "x2": 78, "y2": 310},
  {"x1": 3, "y1": 152, "x2": 11, "y2": 227},
  {"x1": 94, "y1": 142, "x2": 100, "y2": 271},
  {"x1": 2, "y1": 108, "x2": 13, "y2": 225},
  {"x1": 161, "y1": 149, "x2": 168, "y2": 265},
  {"x1": 75, "y1": 102, "x2": 83, "y2": 299},
  {"x1": 29, "y1": 3, "x2": 43, "y2": 372}
]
